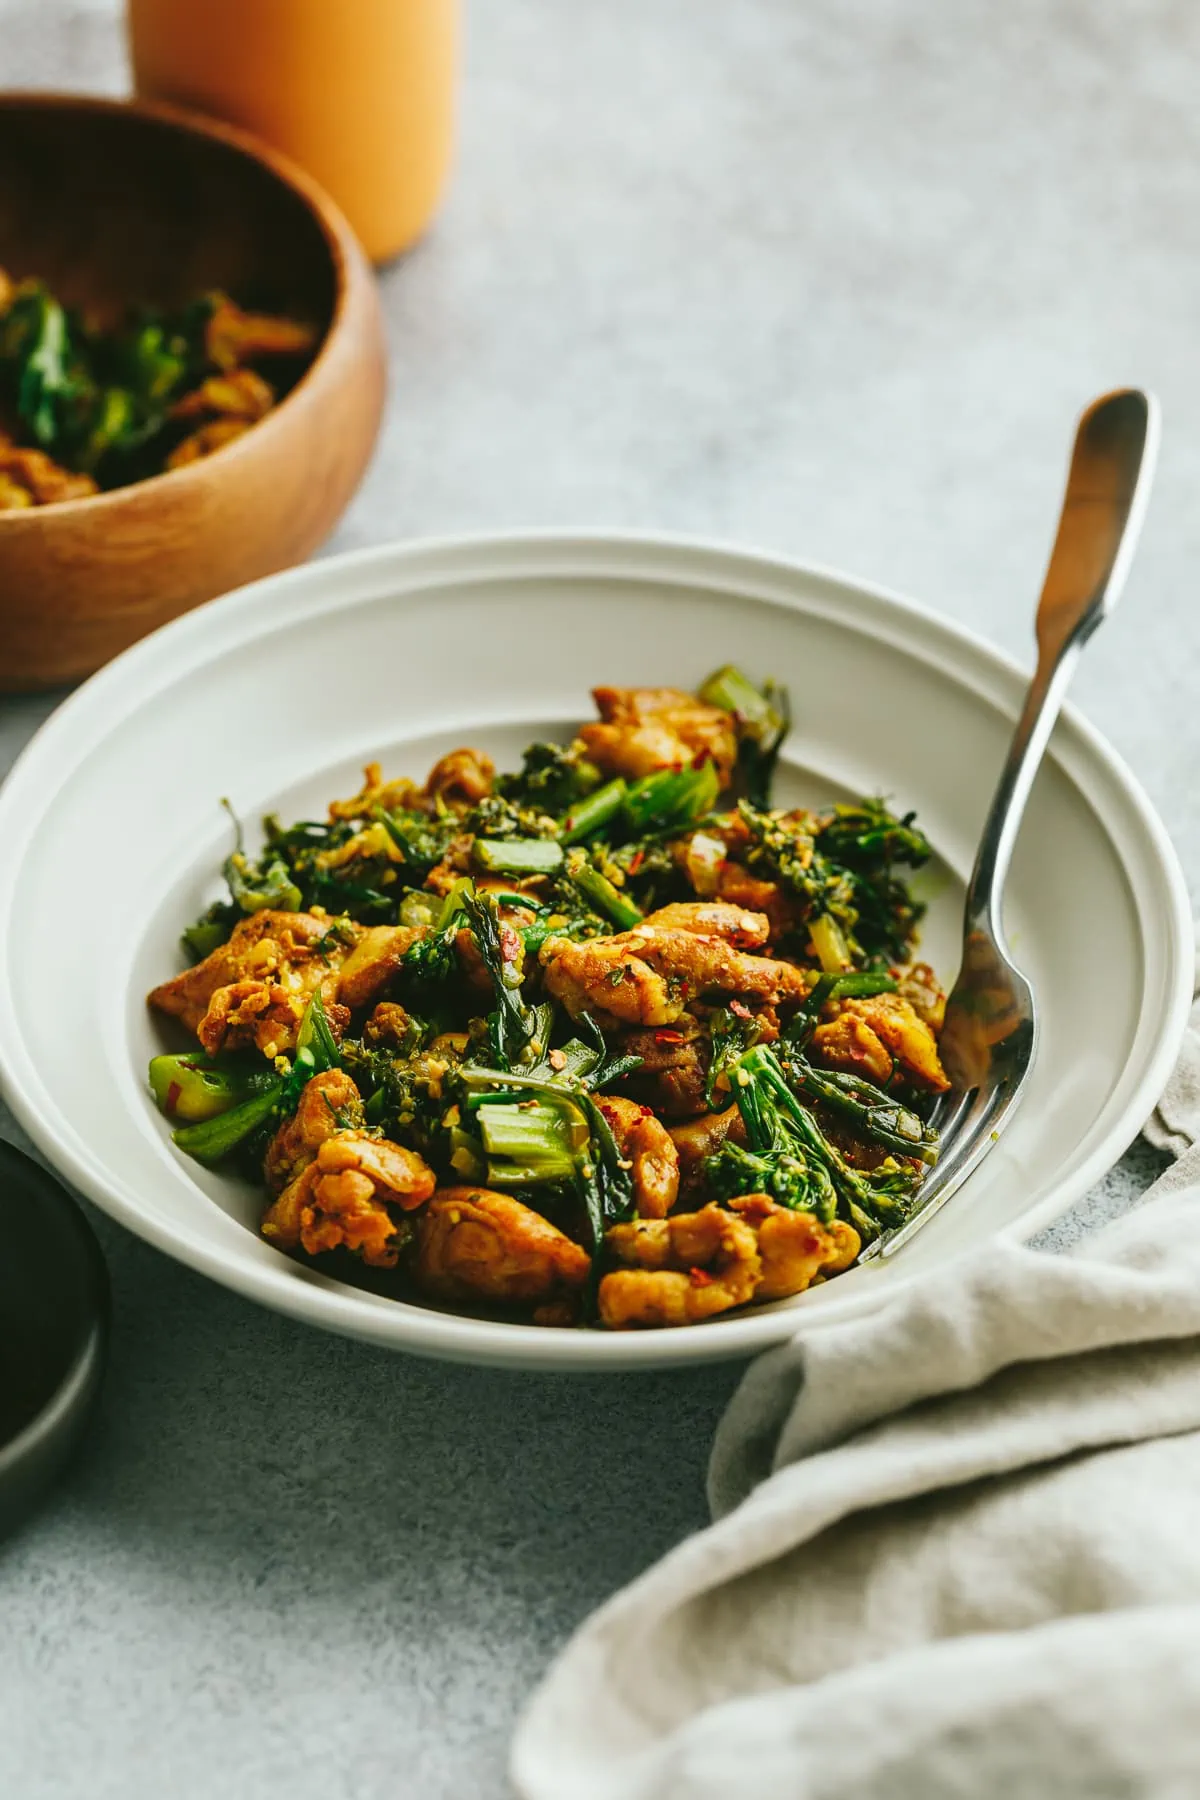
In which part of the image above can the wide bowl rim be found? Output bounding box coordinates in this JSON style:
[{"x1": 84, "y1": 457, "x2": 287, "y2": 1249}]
[
  {"x1": 0, "y1": 529, "x2": 1190, "y2": 1370},
  {"x1": 0, "y1": 88, "x2": 358, "y2": 523}
]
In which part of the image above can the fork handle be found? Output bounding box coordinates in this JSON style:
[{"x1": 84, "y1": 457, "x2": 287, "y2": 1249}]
[{"x1": 966, "y1": 389, "x2": 1160, "y2": 945}]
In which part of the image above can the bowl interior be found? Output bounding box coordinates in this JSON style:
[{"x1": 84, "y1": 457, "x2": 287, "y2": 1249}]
[
  {"x1": 0, "y1": 98, "x2": 335, "y2": 336},
  {"x1": 0, "y1": 537, "x2": 1188, "y2": 1369}
]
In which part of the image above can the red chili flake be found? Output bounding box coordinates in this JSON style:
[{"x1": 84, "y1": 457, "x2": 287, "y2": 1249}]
[
  {"x1": 654, "y1": 1029, "x2": 685, "y2": 1045},
  {"x1": 628, "y1": 849, "x2": 645, "y2": 875},
  {"x1": 691, "y1": 750, "x2": 711, "y2": 770},
  {"x1": 689, "y1": 1266, "x2": 713, "y2": 1287},
  {"x1": 729, "y1": 1000, "x2": 753, "y2": 1020},
  {"x1": 166, "y1": 1082, "x2": 182, "y2": 1114},
  {"x1": 499, "y1": 923, "x2": 520, "y2": 963}
]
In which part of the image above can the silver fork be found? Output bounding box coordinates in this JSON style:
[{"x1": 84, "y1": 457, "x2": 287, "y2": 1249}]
[{"x1": 861, "y1": 388, "x2": 1159, "y2": 1264}]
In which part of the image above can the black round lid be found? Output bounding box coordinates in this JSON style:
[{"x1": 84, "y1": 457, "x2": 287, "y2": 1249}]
[{"x1": 0, "y1": 1138, "x2": 109, "y2": 1539}]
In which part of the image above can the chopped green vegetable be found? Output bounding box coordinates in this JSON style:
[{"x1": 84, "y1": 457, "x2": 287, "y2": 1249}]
[
  {"x1": 148, "y1": 1052, "x2": 274, "y2": 1122},
  {"x1": 460, "y1": 887, "x2": 539, "y2": 1069},
  {"x1": 181, "y1": 915, "x2": 234, "y2": 961},
  {"x1": 6, "y1": 287, "x2": 75, "y2": 447},
  {"x1": 808, "y1": 912, "x2": 853, "y2": 974},
  {"x1": 706, "y1": 1044, "x2": 922, "y2": 1241},
  {"x1": 495, "y1": 741, "x2": 601, "y2": 812},
  {"x1": 565, "y1": 855, "x2": 644, "y2": 930},
  {"x1": 171, "y1": 1081, "x2": 284, "y2": 1165},
  {"x1": 461, "y1": 1063, "x2": 636, "y2": 1255},
  {"x1": 476, "y1": 1099, "x2": 582, "y2": 1185},
  {"x1": 704, "y1": 1007, "x2": 764, "y2": 1109},
  {"x1": 219, "y1": 799, "x2": 302, "y2": 915},
  {"x1": 561, "y1": 778, "x2": 628, "y2": 845},
  {"x1": 473, "y1": 837, "x2": 565, "y2": 876},
  {"x1": 737, "y1": 796, "x2": 928, "y2": 969},
  {"x1": 698, "y1": 665, "x2": 791, "y2": 807},
  {"x1": 623, "y1": 762, "x2": 720, "y2": 834}
]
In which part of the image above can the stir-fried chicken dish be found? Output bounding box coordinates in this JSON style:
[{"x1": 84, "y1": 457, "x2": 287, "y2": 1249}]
[
  {"x1": 0, "y1": 268, "x2": 317, "y2": 507},
  {"x1": 147, "y1": 667, "x2": 947, "y2": 1330}
]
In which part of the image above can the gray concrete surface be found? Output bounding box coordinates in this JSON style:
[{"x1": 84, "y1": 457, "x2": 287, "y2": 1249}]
[{"x1": 0, "y1": 0, "x2": 1189, "y2": 1793}]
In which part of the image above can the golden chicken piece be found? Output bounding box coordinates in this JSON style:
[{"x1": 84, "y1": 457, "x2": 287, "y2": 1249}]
[
  {"x1": 262, "y1": 1129, "x2": 437, "y2": 1269},
  {"x1": 0, "y1": 267, "x2": 13, "y2": 315},
  {"x1": 814, "y1": 992, "x2": 950, "y2": 1093},
  {"x1": 668, "y1": 1103, "x2": 747, "y2": 1198},
  {"x1": 595, "y1": 1095, "x2": 680, "y2": 1218},
  {"x1": 809, "y1": 1012, "x2": 893, "y2": 1087},
  {"x1": 148, "y1": 910, "x2": 357, "y2": 1057},
  {"x1": 411, "y1": 1188, "x2": 591, "y2": 1303},
  {"x1": 727, "y1": 1194, "x2": 861, "y2": 1298},
  {"x1": 599, "y1": 1204, "x2": 761, "y2": 1329},
  {"x1": 169, "y1": 368, "x2": 275, "y2": 422},
  {"x1": 204, "y1": 294, "x2": 318, "y2": 372},
  {"x1": 316, "y1": 1132, "x2": 437, "y2": 1209},
  {"x1": 328, "y1": 761, "x2": 426, "y2": 823},
  {"x1": 423, "y1": 747, "x2": 495, "y2": 807},
  {"x1": 712, "y1": 863, "x2": 801, "y2": 942},
  {"x1": 540, "y1": 934, "x2": 680, "y2": 1029},
  {"x1": 617, "y1": 1014, "x2": 711, "y2": 1117},
  {"x1": 263, "y1": 1068, "x2": 364, "y2": 1194},
  {"x1": 541, "y1": 920, "x2": 812, "y2": 1031},
  {"x1": 625, "y1": 920, "x2": 812, "y2": 1007},
  {"x1": 580, "y1": 686, "x2": 738, "y2": 786},
  {"x1": 0, "y1": 440, "x2": 98, "y2": 505},
  {"x1": 336, "y1": 924, "x2": 424, "y2": 1010},
  {"x1": 639, "y1": 901, "x2": 770, "y2": 949},
  {"x1": 166, "y1": 417, "x2": 252, "y2": 470}
]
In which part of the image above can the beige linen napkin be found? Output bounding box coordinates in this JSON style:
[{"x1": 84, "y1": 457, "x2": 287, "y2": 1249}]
[{"x1": 512, "y1": 977, "x2": 1200, "y2": 1800}]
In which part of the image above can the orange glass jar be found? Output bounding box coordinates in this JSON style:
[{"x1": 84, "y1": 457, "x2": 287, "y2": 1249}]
[{"x1": 127, "y1": 0, "x2": 458, "y2": 263}]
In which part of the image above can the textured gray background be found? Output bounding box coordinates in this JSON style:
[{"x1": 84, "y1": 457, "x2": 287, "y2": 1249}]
[{"x1": 0, "y1": 1, "x2": 1189, "y2": 1794}]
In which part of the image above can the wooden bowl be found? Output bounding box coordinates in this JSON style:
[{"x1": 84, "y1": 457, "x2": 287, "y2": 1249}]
[{"x1": 0, "y1": 93, "x2": 386, "y2": 691}]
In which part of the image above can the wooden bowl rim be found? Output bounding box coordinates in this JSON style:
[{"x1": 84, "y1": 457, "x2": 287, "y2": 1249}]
[{"x1": 0, "y1": 89, "x2": 365, "y2": 523}]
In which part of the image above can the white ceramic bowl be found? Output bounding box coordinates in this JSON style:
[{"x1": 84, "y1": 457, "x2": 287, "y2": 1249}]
[{"x1": 0, "y1": 534, "x2": 1189, "y2": 1369}]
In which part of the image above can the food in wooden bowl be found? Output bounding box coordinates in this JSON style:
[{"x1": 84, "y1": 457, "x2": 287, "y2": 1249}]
[
  {"x1": 0, "y1": 272, "x2": 319, "y2": 505},
  {"x1": 0, "y1": 93, "x2": 385, "y2": 691}
]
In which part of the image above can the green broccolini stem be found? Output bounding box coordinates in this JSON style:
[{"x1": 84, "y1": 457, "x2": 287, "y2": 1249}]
[
  {"x1": 623, "y1": 763, "x2": 720, "y2": 833},
  {"x1": 474, "y1": 837, "x2": 565, "y2": 875},
  {"x1": 560, "y1": 778, "x2": 628, "y2": 845},
  {"x1": 698, "y1": 665, "x2": 791, "y2": 807},
  {"x1": 783, "y1": 1056, "x2": 939, "y2": 1164},
  {"x1": 698, "y1": 665, "x2": 782, "y2": 739},
  {"x1": 567, "y1": 857, "x2": 644, "y2": 929},
  {"x1": 148, "y1": 1053, "x2": 274, "y2": 1124},
  {"x1": 182, "y1": 919, "x2": 229, "y2": 961},
  {"x1": 171, "y1": 1081, "x2": 284, "y2": 1164},
  {"x1": 477, "y1": 1101, "x2": 582, "y2": 1185}
]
